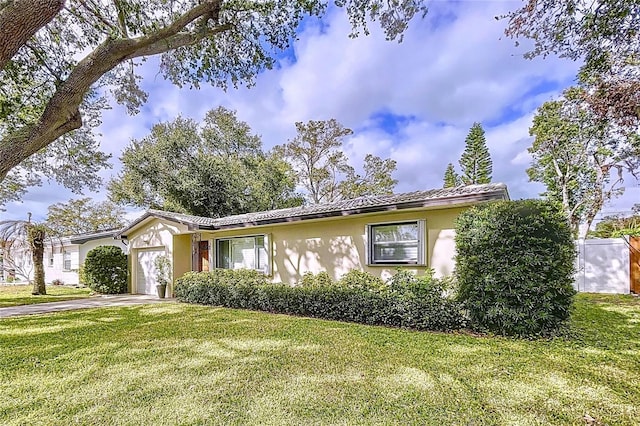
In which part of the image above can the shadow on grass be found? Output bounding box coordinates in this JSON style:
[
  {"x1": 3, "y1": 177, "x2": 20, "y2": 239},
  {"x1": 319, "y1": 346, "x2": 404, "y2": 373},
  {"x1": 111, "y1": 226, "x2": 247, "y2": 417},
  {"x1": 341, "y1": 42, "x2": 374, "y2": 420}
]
[{"x1": 0, "y1": 296, "x2": 638, "y2": 425}]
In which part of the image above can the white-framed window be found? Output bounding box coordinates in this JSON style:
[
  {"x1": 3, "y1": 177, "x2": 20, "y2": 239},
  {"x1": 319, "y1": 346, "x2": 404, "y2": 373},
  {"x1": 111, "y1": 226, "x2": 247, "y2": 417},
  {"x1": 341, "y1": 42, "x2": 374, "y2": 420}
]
[
  {"x1": 367, "y1": 220, "x2": 426, "y2": 265},
  {"x1": 215, "y1": 235, "x2": 270, "y2": 274},
  {"x1": 63, "y1": 251, "x2": 71, "y2": 271},
  {"x1": 48, "y1": 252, "x2": 54, "y2": 267}
]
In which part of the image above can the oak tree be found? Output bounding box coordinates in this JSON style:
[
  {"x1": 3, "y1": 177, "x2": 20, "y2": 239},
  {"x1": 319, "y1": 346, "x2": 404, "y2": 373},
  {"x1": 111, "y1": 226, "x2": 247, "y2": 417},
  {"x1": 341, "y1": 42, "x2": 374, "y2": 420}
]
[
  {"x1": 108, "y1": 108, "x2": 302, "y2": 216},
  {"x1": 503, "y1": 0, "x2": 640, "y2": 126},
  {"x1": 0, "y1": 0, "x2": 428, "y2": 201}
]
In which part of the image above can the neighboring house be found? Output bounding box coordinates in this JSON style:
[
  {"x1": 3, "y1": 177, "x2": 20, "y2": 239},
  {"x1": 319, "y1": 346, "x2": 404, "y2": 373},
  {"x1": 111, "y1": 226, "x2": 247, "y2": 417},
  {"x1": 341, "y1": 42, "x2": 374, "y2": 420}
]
[
  {"x1": 117, "y1": 184, "x2": 509, "y2": 296},
  {"x1": 1, "y1": 229, "x2": 127, "y2": 285}
]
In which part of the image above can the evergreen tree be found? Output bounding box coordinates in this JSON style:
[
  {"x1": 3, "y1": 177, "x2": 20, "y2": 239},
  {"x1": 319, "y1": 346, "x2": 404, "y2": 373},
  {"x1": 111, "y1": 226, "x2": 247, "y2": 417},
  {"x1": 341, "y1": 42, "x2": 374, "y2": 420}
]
[
  {"x1": 459, "y1": 123, "x2": 492, "y2": 185},
  {"x1": 443, "y1": 163, "x2": 459, "y2": 188}
]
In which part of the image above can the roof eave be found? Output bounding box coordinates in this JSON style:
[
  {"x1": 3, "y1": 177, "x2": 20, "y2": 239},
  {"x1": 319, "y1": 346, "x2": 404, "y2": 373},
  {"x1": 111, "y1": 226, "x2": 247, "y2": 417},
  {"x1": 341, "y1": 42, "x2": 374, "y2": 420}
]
[{"x1": 213, "y1": 188, "x2": 508, "y2": 230}]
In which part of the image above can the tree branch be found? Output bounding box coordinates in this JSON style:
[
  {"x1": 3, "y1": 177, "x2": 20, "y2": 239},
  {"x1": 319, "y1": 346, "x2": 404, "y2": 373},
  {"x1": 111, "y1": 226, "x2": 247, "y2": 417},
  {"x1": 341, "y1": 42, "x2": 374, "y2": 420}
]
[
  {"x1": 0, "y1": 0, "x2": 65, "y2": 69},
  {"x1": 0, "y1": 0, "x2": 227, "y2": 182}
]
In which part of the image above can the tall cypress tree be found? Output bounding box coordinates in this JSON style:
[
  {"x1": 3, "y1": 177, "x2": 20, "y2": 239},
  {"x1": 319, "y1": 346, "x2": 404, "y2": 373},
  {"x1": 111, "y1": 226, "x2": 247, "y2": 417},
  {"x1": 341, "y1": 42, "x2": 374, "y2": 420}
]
[
  {"x1": 459, "y1": 122, "x2": 492, "y2": 185},
  {"x1": 443, "y1": 163, "x2": 459, "y2": 188}
]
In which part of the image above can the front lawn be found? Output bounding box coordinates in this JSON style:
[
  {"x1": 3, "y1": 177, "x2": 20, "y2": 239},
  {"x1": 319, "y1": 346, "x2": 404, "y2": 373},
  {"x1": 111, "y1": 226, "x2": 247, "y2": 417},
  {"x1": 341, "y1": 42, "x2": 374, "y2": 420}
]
[
  {"x1": 0, "y1": 293, "x2": 638, "y2": 425},
  {"x1": 0, "y1": 284, "x2": 92, "y2": 308}
]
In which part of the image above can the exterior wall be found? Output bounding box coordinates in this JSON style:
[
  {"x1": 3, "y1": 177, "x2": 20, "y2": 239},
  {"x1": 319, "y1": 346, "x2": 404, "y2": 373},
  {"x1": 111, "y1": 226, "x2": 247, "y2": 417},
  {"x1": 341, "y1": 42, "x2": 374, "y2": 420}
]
[
  {"x1": 44, "y1": 245, "x2": 80, "y2": 284},
  {"x1": 126, "y1": 218, "x2": 189, "y2": 294},
  {"x1": 7, "y1": 237, "x2": 127, "y2": 285},
  {"x1": 200, "y1": 207, "x2": 464, "y2": 285},
  {"x1": 173, "y1": 234, "x2": 192, "y2": 281},
  {"x1": 575, "y1": 238, "x2": 630, "y2": 294}
]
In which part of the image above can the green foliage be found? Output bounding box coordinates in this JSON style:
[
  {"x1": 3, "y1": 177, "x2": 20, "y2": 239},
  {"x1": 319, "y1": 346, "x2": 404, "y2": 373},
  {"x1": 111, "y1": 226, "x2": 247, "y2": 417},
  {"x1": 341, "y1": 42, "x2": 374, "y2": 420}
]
[
  {"x1": 337, "y1": 269, "x2": 386, "y2": 292},
  {"x1": 459, "y1": 122, "x2": 492, "y2": 185},
  {"x1": 78, "y1": 263, "x2": 87, "y2": 286},
  {"x1": 153, "y1": 255, "x2": 172, "y2": 286},
  {"x1": 527, "y1": 87, "x2": 638, "y2": 237},
  {"x1": 455, "y1": 200, "x2": 577, "y2": 337},
  {"x1": 109, "y1": 109, "x2": 302, "y2": 216},
  {"x1": 275, "y1": 119, "x2": 397, "y2": 204},
  {"x1": 590, "y1": 214, "x2": 640, "y2": 238},
  {"x1": 299, "y1": 271, "x2": 334, "y2": 288},
  {"x1": 339, "y1": 154, "x2": 398, "y2": 199},
  {"x1": 83, "y1": 246, "x2": 127, "y2": 294},
  {"x1": 46, "y1": 197, "x2": 125, "y2": 235},
  {"x1": 443, "y1": 163, "x2": 459, "y2": 188},
  {"x1": 175, "y1": 268, "x2": 466, "y2": 332},
  {"x1": 1, "y1": 0, "x2": 427, "y2": 205}
]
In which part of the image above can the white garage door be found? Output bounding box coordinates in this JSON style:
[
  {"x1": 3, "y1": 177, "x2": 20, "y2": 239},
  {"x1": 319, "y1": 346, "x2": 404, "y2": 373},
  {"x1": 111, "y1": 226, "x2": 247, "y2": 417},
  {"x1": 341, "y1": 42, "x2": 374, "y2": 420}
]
[{"x1": 136, "y1": 249, "x2": 164, "y2": 295}]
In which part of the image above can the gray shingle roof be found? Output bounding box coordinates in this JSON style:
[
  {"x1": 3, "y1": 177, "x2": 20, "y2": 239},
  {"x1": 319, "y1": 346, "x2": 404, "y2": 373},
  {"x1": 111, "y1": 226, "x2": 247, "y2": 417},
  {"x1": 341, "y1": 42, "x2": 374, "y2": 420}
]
[{"x1": 117, "y1": 183, "x2": 508, "y2": 237}]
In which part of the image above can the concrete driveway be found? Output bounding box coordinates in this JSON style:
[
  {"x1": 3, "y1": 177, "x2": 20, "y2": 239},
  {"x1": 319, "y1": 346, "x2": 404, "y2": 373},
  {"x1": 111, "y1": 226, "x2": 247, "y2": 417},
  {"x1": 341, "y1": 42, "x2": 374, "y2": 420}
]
[{"x1": 0, "y1": 295, "x2": 175, "y2": 318}]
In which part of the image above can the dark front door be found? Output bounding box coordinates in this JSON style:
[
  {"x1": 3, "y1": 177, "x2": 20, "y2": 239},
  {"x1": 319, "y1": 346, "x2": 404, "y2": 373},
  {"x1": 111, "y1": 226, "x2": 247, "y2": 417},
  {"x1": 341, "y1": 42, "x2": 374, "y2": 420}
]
[{"x1": 198, "y1": 241, "x2": 210, "y2": 272}]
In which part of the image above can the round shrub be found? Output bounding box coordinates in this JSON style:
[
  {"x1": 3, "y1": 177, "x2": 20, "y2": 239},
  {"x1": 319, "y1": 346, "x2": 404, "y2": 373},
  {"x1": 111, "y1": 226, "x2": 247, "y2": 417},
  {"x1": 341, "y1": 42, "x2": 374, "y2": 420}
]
[
  {"x1": 455, "y1": 199, "x2": 576, "y2": 337},
  {"x1": 84, "y1": 246, "x2": 128, "y2": 294}
]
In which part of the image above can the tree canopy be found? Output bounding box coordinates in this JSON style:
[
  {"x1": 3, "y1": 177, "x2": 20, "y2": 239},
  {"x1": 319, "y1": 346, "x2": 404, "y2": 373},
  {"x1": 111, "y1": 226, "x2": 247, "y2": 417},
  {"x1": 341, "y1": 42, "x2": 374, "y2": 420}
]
[
  {"x1": 0, "y1": 0, "x2": 428, "y2": 204},
  {"x1": 108, "y1": 107, "x2": 302, "y2": 217},
  {"x1": 459, "y1": 122, "x2": 492, "y2": 185},
  {"x1": 45, "y1": 197, "x2": 125, "y2": 235},
  {"x1": 503, "y1": 0, "x2": 640, "y2": 126},
  {"x1": 590, "y1": 214, "x2": 640, "y2": 238},
  {"x1": 442, "y1": 163, "x2": 459, "y2": 188},
  {"x1": 527, "y1": 87, "x2": 640, "y2": 237},
  {"x1": 275, "y1": 119, "x2": 397, "y2": 204}
]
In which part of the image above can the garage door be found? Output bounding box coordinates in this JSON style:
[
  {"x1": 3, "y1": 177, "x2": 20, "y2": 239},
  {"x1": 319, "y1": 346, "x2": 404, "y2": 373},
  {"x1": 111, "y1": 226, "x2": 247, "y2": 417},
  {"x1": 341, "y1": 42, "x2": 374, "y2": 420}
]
[{"x1": 136, "y1": 249, "x2": 165, "y2": 295}]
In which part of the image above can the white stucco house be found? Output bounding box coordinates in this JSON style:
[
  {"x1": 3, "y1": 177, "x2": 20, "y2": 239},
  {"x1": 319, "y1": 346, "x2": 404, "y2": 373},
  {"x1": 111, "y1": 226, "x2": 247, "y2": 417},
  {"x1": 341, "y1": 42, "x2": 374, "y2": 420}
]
[{"x1": 1, "y1": 229, "x2": 127, "y2": 285}]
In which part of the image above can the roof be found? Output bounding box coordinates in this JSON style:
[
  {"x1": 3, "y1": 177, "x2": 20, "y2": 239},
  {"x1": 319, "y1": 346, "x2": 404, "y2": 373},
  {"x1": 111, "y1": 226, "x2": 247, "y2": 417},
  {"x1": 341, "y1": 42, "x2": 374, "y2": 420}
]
[
  {"x1": 117, "y1": 183, "x2": 509, "y2": 238},
  {"x1": 67, "y1": 229, "x2": 121, "y2": 244}
]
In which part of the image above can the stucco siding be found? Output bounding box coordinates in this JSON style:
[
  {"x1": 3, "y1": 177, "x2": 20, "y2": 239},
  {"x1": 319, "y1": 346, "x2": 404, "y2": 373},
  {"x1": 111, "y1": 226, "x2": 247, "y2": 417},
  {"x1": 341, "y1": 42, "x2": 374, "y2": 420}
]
[
  {"x1": 173, "y1": 234, "x2": 192, "y2": 281},
  {"x1": 126, "y1": 218, "x2": 189, "y2": 294},
  {"x1": 200, "y1": 207, "x2": 463, "y2": 285},
  {"x1": 44, "y1": 245, "x2": 80, "y2": 284}
]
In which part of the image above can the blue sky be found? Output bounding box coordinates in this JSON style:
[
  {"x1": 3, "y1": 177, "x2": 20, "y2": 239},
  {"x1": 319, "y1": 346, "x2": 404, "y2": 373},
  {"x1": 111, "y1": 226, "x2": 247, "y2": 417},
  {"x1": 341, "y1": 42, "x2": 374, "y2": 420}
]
[{"x1": 3, "y1": 0, "x2": 639, "y2": 223}]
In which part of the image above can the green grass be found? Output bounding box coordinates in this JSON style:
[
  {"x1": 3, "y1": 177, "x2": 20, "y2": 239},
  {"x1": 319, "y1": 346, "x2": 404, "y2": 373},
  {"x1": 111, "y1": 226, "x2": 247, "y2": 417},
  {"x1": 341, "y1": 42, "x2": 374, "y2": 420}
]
[
  {"x1": 0, "y1": 293, "x2": 638, "y2": 425},
  {"x1": 0, "y1": 284, "x2": 92, "y2": 308}
]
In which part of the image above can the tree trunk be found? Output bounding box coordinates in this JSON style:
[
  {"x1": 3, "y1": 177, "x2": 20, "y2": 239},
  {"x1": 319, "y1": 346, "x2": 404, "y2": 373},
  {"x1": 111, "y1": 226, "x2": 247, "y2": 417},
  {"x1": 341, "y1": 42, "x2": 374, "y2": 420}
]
[
  {"x1": 27, "y1": 225, "x2": 46, "y2": 295},
  {"x1": 0, "y1": 0, "x2": 65, "y2": 69}
]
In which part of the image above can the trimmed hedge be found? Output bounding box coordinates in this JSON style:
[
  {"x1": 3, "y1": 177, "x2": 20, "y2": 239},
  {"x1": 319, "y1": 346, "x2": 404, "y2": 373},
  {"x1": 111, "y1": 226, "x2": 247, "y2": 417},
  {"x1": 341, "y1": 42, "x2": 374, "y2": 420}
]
[
  {"x1": 455, "y1": 199, "x2": 576, "y2": 337},
  {"x1": 175, "y1": 269, "x2": 466, "y2": 332},
  {"x1": 84, "y1": 245, "x2": 128, "y2": 294}
]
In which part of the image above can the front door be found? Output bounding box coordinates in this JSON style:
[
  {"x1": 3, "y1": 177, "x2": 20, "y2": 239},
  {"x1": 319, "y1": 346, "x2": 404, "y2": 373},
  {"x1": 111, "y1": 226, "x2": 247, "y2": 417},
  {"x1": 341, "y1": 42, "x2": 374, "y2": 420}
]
[{"x1": 198, "y1": 241, "x2": 210, "y2": 272}]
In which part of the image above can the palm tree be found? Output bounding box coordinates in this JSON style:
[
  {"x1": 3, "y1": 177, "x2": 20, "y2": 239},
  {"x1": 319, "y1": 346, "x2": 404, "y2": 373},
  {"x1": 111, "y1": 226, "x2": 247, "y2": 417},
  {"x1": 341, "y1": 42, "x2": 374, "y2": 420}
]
[{"x1": 0, "y1": 213, "x2": 47, "y2": 295}]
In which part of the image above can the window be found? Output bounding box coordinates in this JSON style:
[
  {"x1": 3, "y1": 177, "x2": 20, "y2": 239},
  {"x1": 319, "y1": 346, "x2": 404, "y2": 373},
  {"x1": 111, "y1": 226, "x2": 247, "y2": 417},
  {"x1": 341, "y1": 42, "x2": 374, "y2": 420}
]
[
  {"x1": 367, "y1": 220, "x2": 425, "y2": 265},
  {"x1": 215, "y1": 235, "x2": 269, "y2": 274},
  {"x1": 48, "y1": 253, "x2": 54, "y2": 267},
  {"x1": 63, "y1": 251, "x2": 71, "y2": 271}
]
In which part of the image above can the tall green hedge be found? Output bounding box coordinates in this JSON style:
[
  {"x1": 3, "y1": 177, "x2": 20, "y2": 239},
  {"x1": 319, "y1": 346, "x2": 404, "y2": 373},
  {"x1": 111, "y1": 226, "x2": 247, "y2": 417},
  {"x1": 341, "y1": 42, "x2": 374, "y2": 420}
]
[
  {"x1": 84, "y1": 245, "x2": 128, "y2": 294},
  {"x1": 455, "y1": 199, "x2": 576, "y2": 337},
  {"x1": 175, "y1": 269, "x2": 466, "y2": 332}
]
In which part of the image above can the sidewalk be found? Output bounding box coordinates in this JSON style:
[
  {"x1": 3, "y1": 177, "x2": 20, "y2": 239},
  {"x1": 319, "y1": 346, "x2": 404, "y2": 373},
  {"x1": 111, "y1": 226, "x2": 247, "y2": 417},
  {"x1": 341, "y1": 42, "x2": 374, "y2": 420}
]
[{"x1": 0, "y1": 295, "x2": 175, "y2": 318}]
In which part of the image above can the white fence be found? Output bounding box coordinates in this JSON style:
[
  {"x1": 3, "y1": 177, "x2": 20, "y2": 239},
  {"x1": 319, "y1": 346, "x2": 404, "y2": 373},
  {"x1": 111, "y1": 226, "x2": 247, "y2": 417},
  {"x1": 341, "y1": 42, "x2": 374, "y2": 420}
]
[{"x1": 575, "y1": 238, "x2": 630, "y2": 294}]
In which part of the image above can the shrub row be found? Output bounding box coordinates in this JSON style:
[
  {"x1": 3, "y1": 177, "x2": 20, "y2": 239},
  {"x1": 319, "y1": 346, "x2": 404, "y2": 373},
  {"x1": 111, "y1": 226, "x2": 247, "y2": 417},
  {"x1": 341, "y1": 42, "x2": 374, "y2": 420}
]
[{"x1": 175, "y1": 269, "x2": 466, "y2": 332}]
